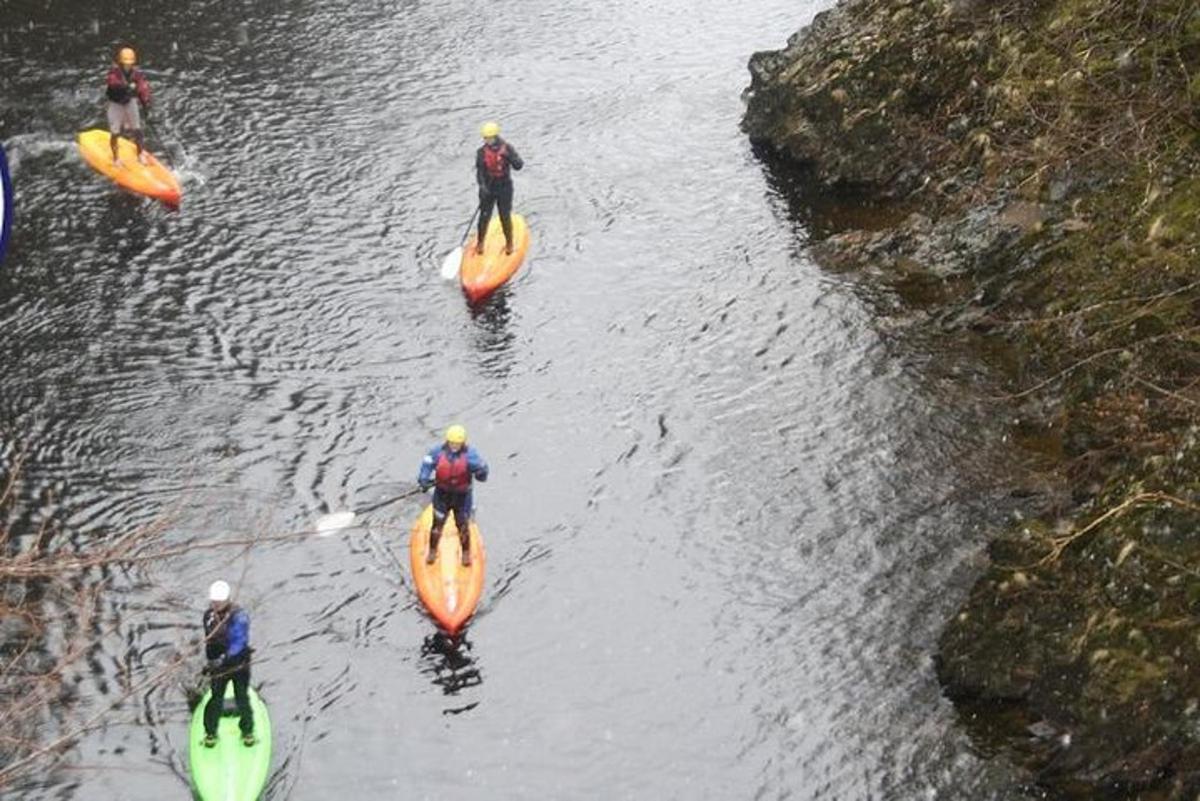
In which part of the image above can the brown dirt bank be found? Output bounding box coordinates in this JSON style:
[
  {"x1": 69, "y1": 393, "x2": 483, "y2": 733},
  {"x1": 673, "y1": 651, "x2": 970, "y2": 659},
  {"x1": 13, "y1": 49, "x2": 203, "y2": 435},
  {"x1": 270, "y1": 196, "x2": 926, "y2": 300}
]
[{"x1": 744, "y1": 0, "x2": 1200, "y2": 797}]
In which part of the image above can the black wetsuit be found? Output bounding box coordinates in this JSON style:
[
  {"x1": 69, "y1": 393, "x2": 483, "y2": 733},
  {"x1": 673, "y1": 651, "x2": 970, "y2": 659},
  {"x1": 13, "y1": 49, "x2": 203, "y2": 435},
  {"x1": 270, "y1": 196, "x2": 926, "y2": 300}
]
[
  {"x1": 475, "y1": 139, "x2": 524, "y2": 248},
  {"x1": 202, "y1": 605, "x2": 254, "y2": 739}
]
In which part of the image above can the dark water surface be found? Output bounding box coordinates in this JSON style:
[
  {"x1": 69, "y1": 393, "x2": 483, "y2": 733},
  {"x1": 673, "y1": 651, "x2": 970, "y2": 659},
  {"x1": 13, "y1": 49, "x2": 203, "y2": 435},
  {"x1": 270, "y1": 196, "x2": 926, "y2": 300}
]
[{"x1": 2, "y1": 0, "x2": 1032, "y2": 798}]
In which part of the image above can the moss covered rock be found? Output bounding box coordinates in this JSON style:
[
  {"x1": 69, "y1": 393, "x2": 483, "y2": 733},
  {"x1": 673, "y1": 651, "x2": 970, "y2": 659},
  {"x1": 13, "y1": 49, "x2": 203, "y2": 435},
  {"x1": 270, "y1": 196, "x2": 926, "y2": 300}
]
[{"x1": 746, "y1": 0, "x2": 1200, "y2": 797}]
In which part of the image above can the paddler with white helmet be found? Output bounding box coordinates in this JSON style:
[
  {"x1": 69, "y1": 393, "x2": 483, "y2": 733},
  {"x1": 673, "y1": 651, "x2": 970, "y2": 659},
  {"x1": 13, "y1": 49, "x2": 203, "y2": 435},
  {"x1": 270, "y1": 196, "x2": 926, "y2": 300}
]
[{"x1": 201, "y1": 580, "x2": 255, "y2": 748}]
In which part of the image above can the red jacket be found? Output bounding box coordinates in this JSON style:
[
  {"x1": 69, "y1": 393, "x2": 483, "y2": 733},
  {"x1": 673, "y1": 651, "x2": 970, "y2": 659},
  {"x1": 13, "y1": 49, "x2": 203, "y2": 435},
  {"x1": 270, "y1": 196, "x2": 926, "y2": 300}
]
[
  {"x1": 106, "y1": 66, "x2": 150, "y2": 107},
  {"x1": 475, "y1": 139, "x2": 523, "y2": 189}
]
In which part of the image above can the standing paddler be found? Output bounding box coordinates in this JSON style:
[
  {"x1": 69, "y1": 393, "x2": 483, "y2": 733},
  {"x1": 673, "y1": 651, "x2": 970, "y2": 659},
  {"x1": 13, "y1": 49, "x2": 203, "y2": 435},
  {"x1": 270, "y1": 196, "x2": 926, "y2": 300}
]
[
  {"x1": 201, "y1": 580, "x2": 256, "y2": 748},
  {"x1": 475, "y1": 122, "x2": 524, "y2": 255},
  {"x1": 104, "y1": 45, "x2": 151, "y2": 167},
  {"x1": 418, "y1": 425, "x2": 489, "y2": 566}
]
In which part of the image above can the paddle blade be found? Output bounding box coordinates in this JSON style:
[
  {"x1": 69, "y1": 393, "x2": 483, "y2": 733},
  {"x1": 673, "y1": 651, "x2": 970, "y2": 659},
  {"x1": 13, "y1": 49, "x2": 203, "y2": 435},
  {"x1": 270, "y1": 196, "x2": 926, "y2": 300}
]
[
  {"x1": 440, "y1": 247, "x2": 463, "y2": 281},
  {"x1": 315, "y1": 511, "x2": 356, "y2": 536}
]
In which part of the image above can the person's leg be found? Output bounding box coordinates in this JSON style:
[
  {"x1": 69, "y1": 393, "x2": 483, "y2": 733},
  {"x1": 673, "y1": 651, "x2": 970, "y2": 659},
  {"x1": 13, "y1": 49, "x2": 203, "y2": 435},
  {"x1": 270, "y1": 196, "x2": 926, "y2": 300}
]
[
  {"x1": 127, "y1": 103, "x2": 146, "y2": 163},
  {"x1": 203, "y1": 674, "x2": 230, "y2": 740},
  {"x1": 232, "y1": 665, "x2": 255, "y2": 742},
  {"x1": 497, "y1": 183, "x2": 514, "y2": 254},
  {"x1": 455, "y1": 491, "x2": 473, "y2": 566},
  {"x1": 106, "y1": 104, "x2": 123, "y2": 164},
  {"x1": 428, "y1": 489, "x2": 450, "y2": 564},
  {"x1": 476, "y1": 190, "x2": 497, "y2": 254},
  {"x1": 131, "y1": 130, "x2": 147, "y2": 163}
]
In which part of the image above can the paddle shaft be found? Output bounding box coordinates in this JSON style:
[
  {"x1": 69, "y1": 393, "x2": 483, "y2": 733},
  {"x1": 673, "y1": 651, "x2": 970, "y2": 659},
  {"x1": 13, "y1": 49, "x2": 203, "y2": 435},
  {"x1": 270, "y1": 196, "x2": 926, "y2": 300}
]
[
  {"x1": 459, "y1": 205, "x2": 481, "y2": 247},
  {"x1": 140, "y1": 106, "x2": 156, "y2": 146},
  {"x1": 356, "y1": 486, "x2": 426, "y2": 515}
]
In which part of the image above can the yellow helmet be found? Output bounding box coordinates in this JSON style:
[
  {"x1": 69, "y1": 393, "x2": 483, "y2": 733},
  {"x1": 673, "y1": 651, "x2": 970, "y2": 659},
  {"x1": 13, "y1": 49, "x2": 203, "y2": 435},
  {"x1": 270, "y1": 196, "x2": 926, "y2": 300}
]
[
  {"x1": 445, "y1": 424, "x2": 467, "y2": 445},
  {"x1": 117, "y1": 47, "x2": 137, "y2": 67},
  {"x1": 480, "y1": 121, "x2": 500, "y2": 139}
]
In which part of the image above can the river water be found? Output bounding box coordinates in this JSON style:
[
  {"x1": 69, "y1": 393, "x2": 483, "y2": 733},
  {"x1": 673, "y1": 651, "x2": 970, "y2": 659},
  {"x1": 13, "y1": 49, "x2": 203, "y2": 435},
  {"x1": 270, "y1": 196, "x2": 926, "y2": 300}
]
[{"x1": 1, "y1": 0, "x2": 1035, "y2": 798}]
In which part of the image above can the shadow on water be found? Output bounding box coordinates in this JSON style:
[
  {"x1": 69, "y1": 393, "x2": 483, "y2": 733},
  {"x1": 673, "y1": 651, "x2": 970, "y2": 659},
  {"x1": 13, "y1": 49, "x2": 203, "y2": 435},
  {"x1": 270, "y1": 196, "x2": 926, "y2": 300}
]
[
  {"x1": 751, "y1": 141, "x2": 914, "y2": 243},
  {"x1": 97, "y1": 193, "x2": 158, "y2": 261},
  {"x1": 420, "y1": 631, "x2": 482, "y2": 708},
  {"x1": 467, "y1": 289, "x2": 516, "y2": 379}
]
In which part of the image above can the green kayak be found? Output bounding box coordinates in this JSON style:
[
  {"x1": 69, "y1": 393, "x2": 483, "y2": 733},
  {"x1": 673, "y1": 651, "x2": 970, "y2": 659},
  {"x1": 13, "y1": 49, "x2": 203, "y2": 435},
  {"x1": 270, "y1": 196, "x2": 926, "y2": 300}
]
[{"x1": 188, "y1": 684, "x2": 272, "y2": 801}]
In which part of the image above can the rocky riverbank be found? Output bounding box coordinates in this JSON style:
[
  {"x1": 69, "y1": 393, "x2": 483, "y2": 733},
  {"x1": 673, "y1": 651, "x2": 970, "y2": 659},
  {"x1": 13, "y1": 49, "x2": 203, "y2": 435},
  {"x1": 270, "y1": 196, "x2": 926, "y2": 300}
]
[{"x1": 744, "y1": 0, "x2": 1200, "y2": 797}]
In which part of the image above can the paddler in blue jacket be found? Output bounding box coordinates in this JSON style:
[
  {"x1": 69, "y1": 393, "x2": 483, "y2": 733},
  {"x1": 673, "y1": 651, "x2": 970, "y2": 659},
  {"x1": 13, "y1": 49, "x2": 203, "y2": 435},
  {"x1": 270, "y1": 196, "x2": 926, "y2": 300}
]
[
  {"x1": 418, "y1": 424, "x2": 489, "y2": 566},
  {"x1": 475, "y1": 122, "x2": 524, "y2": 255},
  {"x1": 201, "y1": 580, "x2": 255, "y2": 747}
]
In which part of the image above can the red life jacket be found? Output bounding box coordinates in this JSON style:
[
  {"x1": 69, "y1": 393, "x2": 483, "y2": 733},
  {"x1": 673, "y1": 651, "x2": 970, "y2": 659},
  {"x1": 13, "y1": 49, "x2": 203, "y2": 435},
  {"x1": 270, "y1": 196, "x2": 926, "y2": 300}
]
[
  {"x1": 482, "y1": 144, "x2": 509, "y2": 180},
  {"x1": 435, "y1": 449, "x2": 471, "y2": 492}
]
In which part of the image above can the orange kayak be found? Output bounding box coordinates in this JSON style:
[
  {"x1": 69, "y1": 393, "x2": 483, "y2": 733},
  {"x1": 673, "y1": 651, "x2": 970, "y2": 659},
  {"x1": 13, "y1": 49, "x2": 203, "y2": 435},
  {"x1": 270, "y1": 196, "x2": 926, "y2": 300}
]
[
  {"x1": 408, "y1": 505, "x2": 485, "y2": 635},
  {"x1": 77, "y1": 128, "x2": 181, "y2": 207},
  {"x1": 460, "y1": 213, "x2": 530, "y2": 303}
]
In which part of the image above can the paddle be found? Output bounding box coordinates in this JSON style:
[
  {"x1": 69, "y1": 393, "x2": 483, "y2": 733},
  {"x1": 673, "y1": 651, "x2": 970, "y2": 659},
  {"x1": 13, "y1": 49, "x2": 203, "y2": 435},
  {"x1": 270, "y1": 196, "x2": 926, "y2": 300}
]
[
  {"x1": 133, "y1": 106, "x2": 159, "y2": 166},
  {"x1": 314, "y1": 486, "x2": 427, "y2": 536},
  {"x1": 440, "y1": 205, "x2": 481, "y2": 280},
  {"x1": 140, "y1": 105, "x2": 155, "y2": 144}
]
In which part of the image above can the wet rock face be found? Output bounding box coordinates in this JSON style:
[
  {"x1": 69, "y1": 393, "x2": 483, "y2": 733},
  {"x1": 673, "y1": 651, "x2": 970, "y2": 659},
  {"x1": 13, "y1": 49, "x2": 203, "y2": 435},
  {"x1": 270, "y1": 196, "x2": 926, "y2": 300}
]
[
  {"x1": 745, "y1": 0, "x2": 1200, "y2": 798},
  {"x1": 811, "y1": 199, "x2": 1043, "y2": 282},
  {"x1": 743, "y1": 0, "x2": 996, "y2": 196},
  {"x1": 934, "y1": 476, "x2": 1200, "y2": 800}
]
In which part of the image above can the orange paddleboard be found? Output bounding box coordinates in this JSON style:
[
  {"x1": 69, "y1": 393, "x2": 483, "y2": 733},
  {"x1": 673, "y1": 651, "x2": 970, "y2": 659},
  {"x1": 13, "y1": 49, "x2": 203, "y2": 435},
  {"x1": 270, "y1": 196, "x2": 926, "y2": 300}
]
[
  {"x1": 460, "y1": 213, "x2": 530, "y2": 303},
  {"x1": 409, "y1": 505, "x2": 486, "y2": 635},
  {"x1": 77, "y1": 128, "x2": 181, "y2": 207}
]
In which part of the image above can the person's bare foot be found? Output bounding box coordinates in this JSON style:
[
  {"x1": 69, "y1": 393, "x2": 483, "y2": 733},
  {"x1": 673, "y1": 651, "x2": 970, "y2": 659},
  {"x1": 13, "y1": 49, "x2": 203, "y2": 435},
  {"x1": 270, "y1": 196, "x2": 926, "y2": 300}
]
[
  {"x1": 504, "y1": 244, "x2": 514, "y2": 255},
  {"x1": 474, "y1": 243, "x2": 484, "y2": 255},
  {"x1": 137, "y1": 151, "x2": 149, "y2": 166},
  {"x1": 112, "y1": 158, "x2": 125, "y2": 169}
]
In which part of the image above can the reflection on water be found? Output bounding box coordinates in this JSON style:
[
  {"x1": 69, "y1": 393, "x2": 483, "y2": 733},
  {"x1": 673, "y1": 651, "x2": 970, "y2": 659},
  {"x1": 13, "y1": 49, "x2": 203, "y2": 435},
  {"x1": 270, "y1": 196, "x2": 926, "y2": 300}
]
[
  {"x1": 421, "y1": 632, "x2": 483, "y2": 703},
  {"x1": 469, "y1": 288, "x2": 516, "y2": 380},
  {"x1": 753, "y1": 142, "x2": 917, "y2": 244}
]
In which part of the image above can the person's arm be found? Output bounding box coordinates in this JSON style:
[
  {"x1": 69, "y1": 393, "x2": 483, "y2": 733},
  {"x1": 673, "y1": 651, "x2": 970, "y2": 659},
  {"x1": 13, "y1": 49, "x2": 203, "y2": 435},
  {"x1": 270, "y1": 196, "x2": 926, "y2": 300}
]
[
  {"x1": 475, "y1": 148, "x2": 487, "y2": 188},
  {"x1": 202, "y1": 611, "x2": 220, "y2": 657},
  {"x1": 418, "y1": 446, "x2": 437, "y2": 488},
  {"x1": 469, "y1": 448, "x2": 489, "y2": 482},
  {"x1": 225, "y1": 611, "x2": 249, "y2": 660},
  {"x1": 135, "y1": 71, "x2": 151, "y2": 107},
  {"x1": 506, "y1": 144, "x2": 523, "y2": 171}
]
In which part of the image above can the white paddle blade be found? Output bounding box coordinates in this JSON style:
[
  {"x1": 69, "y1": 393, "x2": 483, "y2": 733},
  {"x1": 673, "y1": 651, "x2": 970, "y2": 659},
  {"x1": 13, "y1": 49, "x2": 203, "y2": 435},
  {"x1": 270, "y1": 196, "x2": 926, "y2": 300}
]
[
  {"x1": 315, "y1": 511, "x2": 356, "y2": 536},
  {"x1": 440, "y1": 247, "x2": 463, "y2": 281}
]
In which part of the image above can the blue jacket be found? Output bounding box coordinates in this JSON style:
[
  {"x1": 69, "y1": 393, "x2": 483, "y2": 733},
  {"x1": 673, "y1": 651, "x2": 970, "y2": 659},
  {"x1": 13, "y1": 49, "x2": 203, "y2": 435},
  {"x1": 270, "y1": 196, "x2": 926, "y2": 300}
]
[
  {"x1": 226, "y1": 609, "x2": 249, "y2": 659},
  {"x1": 418, "y1": 444, "x2": 488, "y2": 488},
  {"x1": 204, "y1": 605, "x2": 250, "y2": 664}
]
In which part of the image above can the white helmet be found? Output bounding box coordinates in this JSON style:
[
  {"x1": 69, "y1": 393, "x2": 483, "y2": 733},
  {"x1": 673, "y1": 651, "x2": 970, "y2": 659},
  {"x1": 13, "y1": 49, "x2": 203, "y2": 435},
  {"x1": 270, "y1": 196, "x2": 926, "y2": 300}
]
[{"x1": 208, "y1": 580, "x2": 231, "y2": 603}]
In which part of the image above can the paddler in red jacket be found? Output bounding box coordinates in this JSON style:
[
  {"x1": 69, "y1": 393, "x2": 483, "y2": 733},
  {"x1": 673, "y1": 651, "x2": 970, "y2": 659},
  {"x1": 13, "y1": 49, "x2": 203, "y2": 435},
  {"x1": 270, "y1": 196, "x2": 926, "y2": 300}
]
[
  {"x1": 475, "y1": 122, "x2": 524, "y2": 255},
  {"x1": 104, "y1": 46, "x2": 151, "y2": 167},
  {"x1": 417, "y1": 425, "x2": 489, "y2": 566}
]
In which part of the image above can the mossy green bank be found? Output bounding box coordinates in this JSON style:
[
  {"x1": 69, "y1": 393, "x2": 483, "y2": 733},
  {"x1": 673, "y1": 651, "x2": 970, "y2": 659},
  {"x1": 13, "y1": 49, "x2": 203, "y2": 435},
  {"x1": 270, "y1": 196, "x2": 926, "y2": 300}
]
[{"x1": 745, "y1": 0, "x2": 1199, "y2": 796}]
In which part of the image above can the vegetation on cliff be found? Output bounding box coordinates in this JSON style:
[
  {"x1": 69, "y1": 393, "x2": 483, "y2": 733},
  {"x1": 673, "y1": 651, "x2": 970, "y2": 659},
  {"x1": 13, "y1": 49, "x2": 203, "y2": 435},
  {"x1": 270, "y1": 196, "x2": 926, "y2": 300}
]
[{"x1": 745, "y1": 0, "x2": 1200, "y2": 797}]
